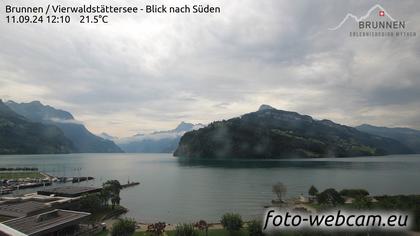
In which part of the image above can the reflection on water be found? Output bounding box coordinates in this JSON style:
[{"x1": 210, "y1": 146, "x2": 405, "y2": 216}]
[
  {"x1": 176, "y1": 156, "x2": 416, "y2": 170},
  {"x1": 0, "y1": 153, "x2": 420, "y2": 223}
]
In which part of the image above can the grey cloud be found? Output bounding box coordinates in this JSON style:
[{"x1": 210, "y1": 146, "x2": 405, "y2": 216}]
[{"x1": 0, "y1": 0, "x2": 419, "y2": 136}]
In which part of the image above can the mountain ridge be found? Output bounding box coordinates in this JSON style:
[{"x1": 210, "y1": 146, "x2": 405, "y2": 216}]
[
  {"x1": 174, "y1": 105, "x2": 413, "y2": 159},
  {"x1": 0, "y1": 100, "x2": 75, "y2": 154},
  {"x1": 6, "y1": 100, "x2": 123, "y2": 153},
  {"x1": 356, "y1": 124, "x2": 420, "y2": 153}
]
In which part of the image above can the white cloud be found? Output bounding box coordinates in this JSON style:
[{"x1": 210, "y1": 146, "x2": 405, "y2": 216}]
[{"x1": 1, "y1": 0, "x2": 419, "y2": 137}]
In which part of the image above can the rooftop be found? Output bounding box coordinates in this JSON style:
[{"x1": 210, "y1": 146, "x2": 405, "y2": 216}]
[
  {"x1": 0, "y1": 201, "x2": 49, "y2": 218},
  {"x1": 37, "y1": 186, "x2": 101, "y2": 198},
  {"x1": 1, "y1": 209, "x2": 90, "y2": 236}
]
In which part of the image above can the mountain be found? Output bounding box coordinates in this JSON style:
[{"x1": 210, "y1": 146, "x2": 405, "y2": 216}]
[
  {"x1": 356, "y1": 124, "x2": 420, "y2": 153},
  {"x1": 0, "y1": 100, "x2": 74, "y2": 154},
  {"x1": 6, "y1": 101, "x2": 123, "y2": 153},
  {"x1": 117, "y1": 122, "x2": 205, "y2": 153},
  {"x1": 174, "y1": 105, "x2": 412, "y2": 159},
  {"x1": 98, "y1": 132, "x2": 118, "y2": 141}
]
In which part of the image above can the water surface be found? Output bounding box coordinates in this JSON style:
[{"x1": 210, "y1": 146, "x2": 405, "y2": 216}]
[{"x1": 1, "y1": 153, "x2": 419, "y2": 223}]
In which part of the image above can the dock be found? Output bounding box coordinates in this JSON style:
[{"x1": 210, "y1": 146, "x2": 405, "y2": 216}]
[{"x1": 121, "y1": 182, "x2": 140, "y2": 189}]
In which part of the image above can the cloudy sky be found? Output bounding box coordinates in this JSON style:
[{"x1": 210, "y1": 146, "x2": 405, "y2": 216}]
[{"x1": 1, "y1": 0, "x2": 419, "y2": 137}]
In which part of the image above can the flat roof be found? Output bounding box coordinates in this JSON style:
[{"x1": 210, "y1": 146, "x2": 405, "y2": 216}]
[
  {"x1": 0, "y1": 201, "x2": 49, "y2": 218},
  {"x1": 2, "y1": 209, "x2": 90, "y2": 236},
  {"x1": 37, "y1": 186, "x2": 101, "y2": 198}
]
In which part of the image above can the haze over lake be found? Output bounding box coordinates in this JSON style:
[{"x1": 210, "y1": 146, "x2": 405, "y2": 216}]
[{"x1": 1, "y1": 153, "x2": 420, "y2": 223}]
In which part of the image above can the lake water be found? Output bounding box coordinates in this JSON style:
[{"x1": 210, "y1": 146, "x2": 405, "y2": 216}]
[{"x1": 1, "y1": 153, "x2": 420, "y2": 223}]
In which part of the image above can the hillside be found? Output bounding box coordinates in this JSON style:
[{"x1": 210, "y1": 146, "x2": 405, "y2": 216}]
[
  {"x1": 6, "y1": 101, "x2": 123, "y2": 153},
  {"x1": 0, "y1": 100, "x2": 74, "y2": 154},
  {"x1": 356, "y1": 124, "x2": 420, "y2": 153},
  {"x1": 174, "y1": 105, "x2": 412, "y2": 159}
]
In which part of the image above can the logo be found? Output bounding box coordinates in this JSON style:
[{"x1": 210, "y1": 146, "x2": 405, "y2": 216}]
[
  {"x1": 329, "y1": 4, "x2": 416, "y2": 38},
  {"x1": 379, "y1": 10, "x2": 385, "y2": 17}
]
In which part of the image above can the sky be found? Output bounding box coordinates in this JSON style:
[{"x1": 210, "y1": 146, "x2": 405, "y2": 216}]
[{"x1": 1, "y1": 0, "x2": 419, "y2": 137}]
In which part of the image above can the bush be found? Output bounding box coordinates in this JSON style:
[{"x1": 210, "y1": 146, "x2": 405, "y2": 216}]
[
  {"x1": 221, "y1": 213, "x2": 243, "y2": 232},
  {"x1": 308, "y1": 185, "x2": 318, "y2": 197},
  {"x1": 317, "y1": 188, "x2": 344, "y2": 206},
  {"x1": 247, "y1": 220, "x2": 264, "y2": 236},
  {"x1": 194, "y1": 220, "x2": 209, "y2": 235},
  {"x1": 351, "y1": 196, "x2": 372, "y2": 209},
  {"x1": 111, "y1": 218, "x2": 136, "y2": 236},
  {"x1": 339, "y1": 189, "x2": 369, "y2": 198},
  {"x1": 146, "y1": 222, "x2": 166, "y2": 236},
  {"x1": 174, "y1": 224, "x2": 199, "y2": 236}
]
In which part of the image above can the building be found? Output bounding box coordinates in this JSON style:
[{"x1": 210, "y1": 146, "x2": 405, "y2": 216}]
[
  {"x1": 0, "y1": 209, "x2": 91, "y2": 236},
  {"x1": 37, "y1": 186, "x2": 101, "y2": 198},
  {"x1": 0, "y1": 201, "x2": 51, "y2": 218}
]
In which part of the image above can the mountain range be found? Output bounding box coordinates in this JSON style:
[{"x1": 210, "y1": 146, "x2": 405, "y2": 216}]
[
  {"x1": 2, "y1": 100, "x2": 420, "y2": 157},
  {"x1": 174, "y1": 105, "x2": 415, "y2": 159},
  {"x1": 356, "y1": 124, "x2": 420, "y2": 153},
  {"x1": 115, "y1": 122, "x2": 204, "y2": 153},
  {"x1": 6, "y1": 100, "x2": 122, "y2": 153},
  {"x1": 0, "y1": 100, "x2": 74, "y2": 154}
]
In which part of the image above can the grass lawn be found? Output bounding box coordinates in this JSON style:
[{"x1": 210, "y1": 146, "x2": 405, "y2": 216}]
[
  {"x1": 95, "y1": 231, "x2": 108, "y2": 236},
  {"x1": 0, "y1": 171, "x2": 43, "y2": 179},
  {"x1": 167, "y1": 229, "x2": 248, "y2": 236},
  {"x1": 96, "y1": 229, "x2": 250, "y2": 236},
  {"x1": 87, "y1": 205, "x2": 128, "y2": 224},
  {"x1": 96, "y1": 231, "x2": 152, "y2": 236},
  {"x1": 132, "y1": 232, "x2": 155, "y2": 236}
]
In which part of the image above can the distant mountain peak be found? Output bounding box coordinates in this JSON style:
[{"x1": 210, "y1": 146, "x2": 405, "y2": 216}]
[
  {"x1": 98, "y1": 132, "x2": 118, "y2": 141},
  {"x1": 320, "y1": 119, "x2": 338, "y2": 126},
  {"x1": 175, "y1": 121, "x2": 195, "y2": 132},
  {"x1": 258, "y1": 104, "x2": 276, "y2": 111},
  {"x1": 178, "y1": 121, "x2": 190, "y2": 126},
  {"x1": 117, "y1": 122, "x2": 205, "y2": 153},
  {"x1": 30, "y1": 100, "x2": 43, "y2": 105},
  {"x1": 0, "y1": 100, "x2": 18, "y2": 116}
]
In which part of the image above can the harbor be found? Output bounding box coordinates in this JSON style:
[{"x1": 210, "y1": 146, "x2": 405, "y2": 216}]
[{"x1": 0, "y1": 167, "x2": 97, "y2": 196}]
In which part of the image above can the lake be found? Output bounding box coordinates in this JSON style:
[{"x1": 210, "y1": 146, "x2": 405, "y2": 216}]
[{"x1": 1, "y1": 153, "x2": 420, "y2": 223}]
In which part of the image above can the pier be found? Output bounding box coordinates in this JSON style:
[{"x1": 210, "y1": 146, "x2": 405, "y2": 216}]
[{"x1": 121, "y1": 181, "x2": 140, "y2": 189}]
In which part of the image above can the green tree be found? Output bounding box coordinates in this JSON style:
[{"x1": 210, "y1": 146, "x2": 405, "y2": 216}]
[
  {"x1": 111, "y1": 218, "x2": 136, "y2": 236},
  {"x1": 174, "y1": 224, "x2": 199, "y2": 236},
  {"x1": 247, "y1": 220, "x2": 264, "y2": 236},
  {"x1": 351, "y1": 196, "x2": 372, "y2": 209},
  {"x1": 103, "y1": 180, "x2": 122, "y2": 209},
  {"x1": 308, "y1": 185, "x2": 318, "y2": 197},
  {"x1": 111, "y1": 195, "x2": 121, "y2": 207},
  {"x1": 79, "y1": 194, "x2": 102, "y2": 212},
  {"x1": 317, "y1": 188, "x2": 344, "y2": 206},
  {"x1": 272, "y1": 182, "x2": 287, "y2": 202},
  {"x1": 221, "y1": 213, "x2": 243, "y2": 234},
  {"x1": 99, "y1": 190, "x2": 110, "y2": 207}
]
